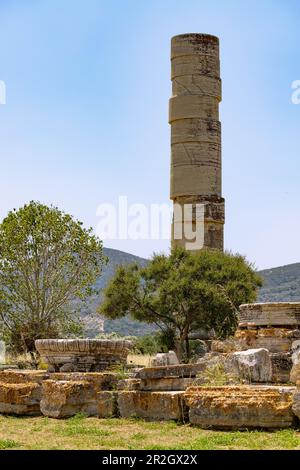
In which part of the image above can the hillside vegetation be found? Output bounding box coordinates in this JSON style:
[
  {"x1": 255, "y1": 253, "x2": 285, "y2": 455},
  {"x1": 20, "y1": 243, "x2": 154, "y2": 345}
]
[{"x1": 81, "y1": 249, "x2": 300, "y2": 337}]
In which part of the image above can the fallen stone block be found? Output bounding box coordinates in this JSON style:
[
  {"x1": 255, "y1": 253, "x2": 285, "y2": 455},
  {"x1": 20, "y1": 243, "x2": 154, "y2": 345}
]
[
  {"x1": 40, "y1": 379, "x2": 117, "y2": 418},
  {"x1": 118, "y1": 391, "x2": 185, "y2": 421},
  {"x1": 184, "y1": 385, "x2": 296, "y2": 429},
  {"x1": 225, "y1": 348, "x2": 272, "y2": 383},
  {"x1": 151, "y1": 351, "x2": 179, "y2": 367},
  {"x1": 140, "y1": 377, "x2": 196, "y2": 391},
  {"x1": 0, "y1": 381, "x2": 41, "y2": 415},
  {"x1": 270, "y1": 353, "x2": 292, "y2": 383},
  {"x1": 137, "y1": 363, "x2": 206, "y2": 380}
]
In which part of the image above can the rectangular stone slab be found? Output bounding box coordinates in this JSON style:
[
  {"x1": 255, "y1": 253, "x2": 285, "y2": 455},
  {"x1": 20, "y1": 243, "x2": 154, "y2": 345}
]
[
  {"x1": 137, "y1": 363, "x2": 206, "y2": 380},
  {"x1": 118, "y1": 391, "x2": 185, "y2": 421},
  {"x1": 184, "y1": 385, "x2": 296, "y2": 429},
  {"x1": 40, "y1": 379, "x2": 117, "y2": 418},
  {"x1": 0, "y1": 369, "x2": 49, "y2": 384},
  {"x1": 140, "y1": 377, "x2": 197, "y2": 391},
  {"x1": 49, "y1": 372, "x2": 119, "y2": 389},
  {"x1": 238, "y1": 303, "x2": 300, "y2": 327},
  {"x1": 270, "y1": 353, "x2": 293, "y2": 383},
  {"x1": 234, "y1": 328, "x2": 300, "y2": 353},
  {"x1": 0, "y1": 381, "x2": 42, "y2": 415}
]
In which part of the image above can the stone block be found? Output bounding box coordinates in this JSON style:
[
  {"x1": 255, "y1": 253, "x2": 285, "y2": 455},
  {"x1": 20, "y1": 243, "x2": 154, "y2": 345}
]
[
  {"x1": 118, "y1": 391, "x2": 185, "y2": 421},
  {"x1": 35, "y1": 338, "x2": 132, "y2": 372},
  {"x1": 137, "y1": 363, "x2": 206, "y2": 380},
  {"x1": 150, "y1": 351, "x2": 179, "y2": 367},
  {"x1": 224, "y1": 349, "x2": 272, "y2": 383},
  {"x1": 0, "y1": 381, "x2": 41, "y2": 415},
  {"x1": 235, "y1": 328, "x2": 300, "y2": 353},
  {"x1": 117, "y1": 379, "x2": 141, "y2": 390},
  {"x1": 184, "y1": 385, "x2": 296, "y2": 429},
  {"x1": 0, "y1": 369, "x2": 49, "y2": 384},
  {"x1": 140, "y1": 377, "x2": 196, "y2": 391},
  {"x1": 270, "y1": 353, "x2": 292, "y2": 383},
  {"x1": 291, "y1": 389, "x2": 300, "y2": 420},
  {"x1": 211, "y1": 339, "x2": 241, "y2": 353},
  {"x1": 196, "y1": 352, "x2": 226, "y2": 369},
  {"x1": 40, "y1": 379, "x2": 117, "y2": 418},
  {"x1": 290, "y1": 364, "x2": 300, "y2": 383},
  {"x1": 238, "y1": 303, "x2": 300, "y2": 328},
  {"x1": 49, "y1": 372, "x2": 119, "y2": 390}
]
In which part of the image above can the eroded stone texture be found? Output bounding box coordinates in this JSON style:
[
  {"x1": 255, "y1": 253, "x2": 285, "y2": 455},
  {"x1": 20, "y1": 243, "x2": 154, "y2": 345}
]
[
  {"x1": 292, "y1": 385, "x2": 300, "y2": 419},
  {"x1": 238, "y1": 303, "x2": 300, "y2": 328},
  {"x1": 290, "y1": 344, "x2": 300, "y2": 383},
  {"x1": 0, "y1": 369, "x2": 48, "y2": 415},
  {"x1": 0, "y1": 369, "x2": 49, "y2": 384},
  {"x1": 290, "y1": 364, "x2": 300, "y2": 383},
  {"x1": 137, "y1": 363, "x2": 206, "y2": 380},
  {"x1": 117, "y1": 379, "x2": 141, "y2": 390},
  {"x1": 196, "y1": 352, "x2": 226, "y2": 368},
  {"x1": 234, "y1": 328, "x2": 300, "y2": 353},
  {"x1": 224, "y1": 349, "x2": 272, "y2": 383},
  {"x1": 49, "y1": 372, "x2": 119, "y2": 389},
  {"x1": 270, "y1": 353, "x2": 292, "y2": 383},
  {"x1": 211, "y1": 339, "x2": 241, "y2": 353},
  {"x1": 169, "y1": 33, "x2": 224, "y2": 251},
  {"x1": 140, "y1": 377, "x2": 197, "y2": 391},
  {"x1": 40, "y1": 379, "x2": 117, "y2": 418},
  {"x1": 118, "y1": 391, "x2": 185, "y2": 421},
  {"x1": 151, "y1": 351, "x2": 179, "y2": 367},
  {"x1": 35, "y1": 339, "x2": 132, "y2": 372},
  {"x1": 184, "y1": 385, "x2": 296, "y2": 429},
  {"x1": 0, "y1": 381, "x2": 41, "y2": 415}
]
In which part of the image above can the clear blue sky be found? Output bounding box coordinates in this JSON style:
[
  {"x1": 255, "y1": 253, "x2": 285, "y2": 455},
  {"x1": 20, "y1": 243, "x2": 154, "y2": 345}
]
[{"x1": 0, "y1": 0, "x2": 299, "y2": 269}]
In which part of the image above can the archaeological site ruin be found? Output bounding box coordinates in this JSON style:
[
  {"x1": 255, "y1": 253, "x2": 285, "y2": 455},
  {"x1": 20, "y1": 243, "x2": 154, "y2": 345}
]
[{"x1": 1, "y1": 33, "x2": 300, "y2": 431}]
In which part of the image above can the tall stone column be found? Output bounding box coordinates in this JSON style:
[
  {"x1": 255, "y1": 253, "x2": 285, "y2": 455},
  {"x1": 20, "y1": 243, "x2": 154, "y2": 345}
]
[{"x1": 169, "y1": 33, "x2": 225, "y2": 251}]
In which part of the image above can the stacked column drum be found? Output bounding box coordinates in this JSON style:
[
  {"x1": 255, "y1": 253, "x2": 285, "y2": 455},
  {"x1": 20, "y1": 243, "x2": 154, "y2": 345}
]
[{"x1": 170, "y1": 33, "x2": 225, "y2": 250}]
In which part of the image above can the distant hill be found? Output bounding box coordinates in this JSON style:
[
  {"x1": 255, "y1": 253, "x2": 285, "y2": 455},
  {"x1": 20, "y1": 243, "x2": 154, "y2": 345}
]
[
  {"x1": 258, "y1": 262, "x2": 300, "y2": 302},
  {"x1": 80, "y1": 248, "x2": 151, "y2": 337},
  {"x1": 80, "y1": 248, "x2": 300, "y2": 337}
]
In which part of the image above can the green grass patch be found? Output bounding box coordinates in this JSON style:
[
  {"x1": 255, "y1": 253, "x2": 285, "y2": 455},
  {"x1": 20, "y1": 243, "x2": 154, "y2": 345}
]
[{"x1": 0, "y1": 439, "x2": 21, "y2": 449}]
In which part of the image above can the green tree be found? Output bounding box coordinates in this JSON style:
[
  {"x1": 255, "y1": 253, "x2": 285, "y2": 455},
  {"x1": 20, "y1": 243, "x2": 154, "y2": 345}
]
[
  {"x1": 0, "y1": 201, "x2": 106, "y2": 357},
  {"x1": 99, "y1": 247, "x2": 262, "y2": 360}
]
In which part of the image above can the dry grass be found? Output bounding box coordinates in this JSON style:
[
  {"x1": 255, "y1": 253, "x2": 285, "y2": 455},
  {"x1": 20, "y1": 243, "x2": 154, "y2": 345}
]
[{"x1": 0, "y1": 414, "x2": 300, "y2": 450}]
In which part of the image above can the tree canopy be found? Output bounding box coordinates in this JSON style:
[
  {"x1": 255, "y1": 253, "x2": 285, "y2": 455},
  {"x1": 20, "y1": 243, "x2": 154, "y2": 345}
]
[
  {"x1": 99, "y1": 247, "x2": 262, "y2": 360},
  {"x1": 0, "y1": 201, "x2": 106, "y2": 356}
]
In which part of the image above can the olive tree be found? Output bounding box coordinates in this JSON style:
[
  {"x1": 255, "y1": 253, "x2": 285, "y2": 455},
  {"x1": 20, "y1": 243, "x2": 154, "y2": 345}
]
[{"x1": 99, "y1": 247, "x2": 262, "y2": 360}]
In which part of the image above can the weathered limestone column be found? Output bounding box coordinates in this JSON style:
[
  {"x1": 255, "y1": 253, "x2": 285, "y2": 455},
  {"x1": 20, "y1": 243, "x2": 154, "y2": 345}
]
[{"x1": 169, "y1": 33, "x2": 225, "y2": 250}]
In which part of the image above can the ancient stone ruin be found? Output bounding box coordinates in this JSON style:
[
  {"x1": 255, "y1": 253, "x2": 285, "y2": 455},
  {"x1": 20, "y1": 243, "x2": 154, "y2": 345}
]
[
  {"x1": 0, "y1": 34, "x2": 300, "y2": 433},
  {"x1": 170, "y1": 33, "x2": 225, "y2": 251},
  {"x1": 1, "y1": 300, "x2": 300, "y2": 428},
  {"x1": 35, "y1": 339, "x2": 133, "y2": 372},
  {"x1": 235, "y1": 302, "x2": 300, "y2": 383}
]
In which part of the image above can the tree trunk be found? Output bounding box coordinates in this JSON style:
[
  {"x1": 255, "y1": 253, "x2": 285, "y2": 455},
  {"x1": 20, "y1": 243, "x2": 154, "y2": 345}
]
[{"x1": 179, "y1": 331, "x2": 190, "y2": 363}]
